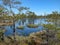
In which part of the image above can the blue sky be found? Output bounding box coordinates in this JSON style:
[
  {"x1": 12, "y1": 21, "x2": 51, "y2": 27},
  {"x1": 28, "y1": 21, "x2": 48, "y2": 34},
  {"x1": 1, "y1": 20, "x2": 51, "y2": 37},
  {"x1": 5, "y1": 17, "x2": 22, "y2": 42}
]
[
  {"x1": 20, "y1": 0, "x2": 60, "y2": 15},
  {"x1": 0, "y1": 0, "x2": 60, "y2": 15}
]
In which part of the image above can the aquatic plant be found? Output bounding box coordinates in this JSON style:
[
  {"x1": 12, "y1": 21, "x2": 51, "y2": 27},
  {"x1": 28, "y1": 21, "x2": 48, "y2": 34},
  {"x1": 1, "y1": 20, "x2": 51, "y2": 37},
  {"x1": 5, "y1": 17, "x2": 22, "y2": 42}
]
[
  {"x1": 17, "y1": 26, "x2": 24, "y2": 30},
  {"x1": 27, "y1": 24, "x2": 38, "y2": 28}
]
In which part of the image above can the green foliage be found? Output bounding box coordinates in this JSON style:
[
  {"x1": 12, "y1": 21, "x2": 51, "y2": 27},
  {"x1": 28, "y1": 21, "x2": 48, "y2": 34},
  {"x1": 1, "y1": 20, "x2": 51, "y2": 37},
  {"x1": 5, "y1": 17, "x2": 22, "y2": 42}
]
[
  {"x1": 42, "y1": 24, "x2": 56, "y2": 30},
  {"x1": 27, "y1": 24, "x2": 38, "y2": 28},
  {"x1": 0, "y1": 7, "x2": 3, "y2": 12},
  {"x1": 20, "y1": 13, "x2": 26, "y2": 19},
  {"x1": 0, "y1": 30, "x2": 5, "y2": 37},
  {"x1": 0, "y1": 29, "x2": 5, "y2": 41},
  {"x1": 17, "y1": 26, "x2": 24, "y2": 30},
  {"x1": 0, "y1": 30, "x2": 5, "y2": 33},
  {"x1": 0, "y1": 7, "x2": 4, "y2": 16},
  {"x1": 46, "y1": 11, "x2": 60, "y2": 19},
  {"x1": 56, "y1": 27, "x2": 60, "y2": 30},
  {"x1": 27, "y1": 11, "x2": 37, "y2": 19},
  {"x1": 56, "y1": 33, "x2": 60, "y2": 39}
]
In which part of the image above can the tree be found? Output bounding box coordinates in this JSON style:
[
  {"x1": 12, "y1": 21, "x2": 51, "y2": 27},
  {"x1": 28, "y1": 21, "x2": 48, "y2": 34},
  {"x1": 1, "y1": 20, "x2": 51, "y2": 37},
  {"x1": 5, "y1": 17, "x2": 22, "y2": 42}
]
[
  {"x1": 27, "y1": 11, "x2": 37, "y2": 24},
  {"x1": 18, "y1": 7, "x2": 29, "y2": 14},
  {"x1": 0, "y1": 0, "x2": 21, "y2": 41},
  {"x1": 0, "y1": 6, "x2": 4, "y2": 17}
]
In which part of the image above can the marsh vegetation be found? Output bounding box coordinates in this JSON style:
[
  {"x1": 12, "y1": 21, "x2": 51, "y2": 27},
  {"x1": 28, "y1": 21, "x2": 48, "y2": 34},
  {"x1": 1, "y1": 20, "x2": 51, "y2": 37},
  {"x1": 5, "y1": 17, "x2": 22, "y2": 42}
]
[{"x1": 0, "y1": 0, "x2": 60, "y2": 45}]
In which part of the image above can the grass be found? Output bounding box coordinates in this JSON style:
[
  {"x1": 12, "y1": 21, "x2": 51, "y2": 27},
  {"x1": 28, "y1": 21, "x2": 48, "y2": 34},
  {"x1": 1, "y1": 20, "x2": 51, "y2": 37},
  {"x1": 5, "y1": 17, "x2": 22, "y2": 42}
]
[
  {"x1": 27, "y1": 24, "x2": 38, "y2": 28},
  {"x1": 0, "y1": 30, "x2": 60, "y2": 45},
  {"x1": 42, "y1": 24, "x2": 56, "y2": 30},
  {"x1": 0, "y1": 30, "x2": 6, "y2": 33},
  {"x1": 56, "y1": 31, "x2": 60, "y2": 40},
  {"x1": 17, "y1": 26, "x2": 24, "y2": 30},
  {"x1": 56, "y1": 34, "x2": 60, "y2": 39}
]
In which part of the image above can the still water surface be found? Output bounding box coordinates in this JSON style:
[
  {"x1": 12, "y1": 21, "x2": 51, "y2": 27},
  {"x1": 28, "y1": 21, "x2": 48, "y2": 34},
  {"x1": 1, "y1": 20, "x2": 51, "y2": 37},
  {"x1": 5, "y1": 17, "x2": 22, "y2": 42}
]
[{"x1": 3, "y1": 18, "x2": 60, "y2": 36}]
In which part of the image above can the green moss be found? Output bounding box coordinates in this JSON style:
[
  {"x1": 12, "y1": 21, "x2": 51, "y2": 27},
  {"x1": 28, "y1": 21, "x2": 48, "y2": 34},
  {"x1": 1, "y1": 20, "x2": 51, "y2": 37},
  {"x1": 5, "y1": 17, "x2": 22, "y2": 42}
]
[
  {"x1": 17, "y1": 26, "x2": 24, "y2": 30},
  {"x1": 27, "y1": 24, "x2": 38, "y2": 28}
]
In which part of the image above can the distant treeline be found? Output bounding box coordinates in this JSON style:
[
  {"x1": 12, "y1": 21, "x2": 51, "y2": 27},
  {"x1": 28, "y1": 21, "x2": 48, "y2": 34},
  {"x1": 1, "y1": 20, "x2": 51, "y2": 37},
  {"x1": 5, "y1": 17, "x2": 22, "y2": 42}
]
[
  {"x1": 39, "y1": 11, "x2": 60, "y2": 19},
  {"x1": 0, "y1": 11, "x2": 60, "y2": 20}
]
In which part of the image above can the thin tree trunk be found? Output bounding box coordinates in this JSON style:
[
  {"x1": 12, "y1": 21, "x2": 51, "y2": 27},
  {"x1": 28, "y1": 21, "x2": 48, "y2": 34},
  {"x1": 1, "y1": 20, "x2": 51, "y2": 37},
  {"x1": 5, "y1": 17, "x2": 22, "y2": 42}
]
[
  {"x1": 13, "y1": 13, "x2": 16, "y2": 41},
  {"x1": 9, "y1": 4, "x2": 16, "y2": 41}
]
